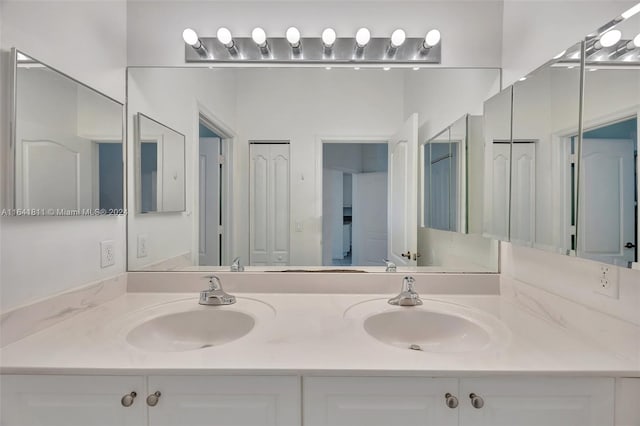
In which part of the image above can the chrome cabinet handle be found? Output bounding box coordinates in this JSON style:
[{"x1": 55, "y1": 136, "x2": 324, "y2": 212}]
[
  {"x1": 146, "y1": 391, "x2": 161, "y2": 407},
  {"x1": 445, "y1": 393, "x2": 459, "y2": 409},
  {"x1": 120, "y1": 391, "x2": 137, "y2": 407},
  {"x1": 469, "y1": 393, "x2": 484, "y2": 409}
]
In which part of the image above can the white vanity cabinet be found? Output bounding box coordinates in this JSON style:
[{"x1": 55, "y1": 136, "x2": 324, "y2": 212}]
[
  {"x1": 302, "y1": 376, "x2": 615, "y2": 426},
  {"x1": 0, "y1": 375, "x2": 147, "y2": 426},
  {"x1": 0, "y1": 375, "x2": 300, "y2": 426},
  {"x1": 459, "y1": 377, "x2": 615, "y2": 426},
  {"x1": 303, "y1": 377, "x2": 460, "y2": 426},
  {"x1": 146, "y1": 375, "x2": 300, "y2": 426}
]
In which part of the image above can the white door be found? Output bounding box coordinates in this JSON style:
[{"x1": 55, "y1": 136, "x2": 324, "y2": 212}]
[
  {"x1": 352, "y1": 172, "x2": 387, "y2": 265},
  {"x1": 199, "y1": 137, "x2": 221, "y2": 266},
  {"x1": 510, "y1": 142, "x2": 536, "y2": 246},
  {"x1": 250, "y1": 143, "x2": 290, "y2": 266},
  {"x1": 460, "y1": 377, "x2": 614, "y2": 426},
  {"x1": 147, "y1": 375, "x2": 300, "y2": 426},
  {"x1": 579, "y1": 138, "x2": 636, "y2": 266},
  {"x1": 322, "y1": 169, "x2": 344, "y2": 264},
  {"x1": 484, "y1": 142, "x2": 511, "y2": 240},
  {"x1": 0, "y1": 375, "x2": 147, "y2": 426},
  {"x1": 303, "y1": 377, "x2": 458, "y2": 426},
  {"x1": 388, "y1": 113, "x2": 419, "y2": 265}
]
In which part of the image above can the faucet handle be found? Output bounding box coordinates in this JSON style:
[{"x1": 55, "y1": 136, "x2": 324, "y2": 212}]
[
  {"x1": 204, "y1": 275, "x2": 222, "y2": 290},
  {"x1": 383, "y1": 259, "x2": 397, "y2": 272},
  {"x1": 402, "y1": 276, "x2": 415, "y2": 291},
  {"x1": 231, "y1": 257, "x2": 245, "y2": 272}
]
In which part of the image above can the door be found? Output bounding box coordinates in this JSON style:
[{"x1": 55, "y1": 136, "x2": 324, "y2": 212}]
[
  {"x1": 199, "y1": 136, "x2": 221, "y2": 266},
  {"x1": 510, "y1": 142, "x2": 536, "y2": 246},
  {"x1": 352, "y1": 172, "x2": 387, "y2": 265},
  {"x1": 147, "y1": 375, "x2": 300, "y2": 426},
  {"x1": 250, "y1": 143, "x2": 290, "y2": 266},
  {"x1": 322, "y1": 169, "x2": 344, "y2": 264},
  {"x1": 303, "y1": 377, "x2": 458, "y2": 426},
  {"x1": 579, "y1": 138, "x2": 636, "y2": 266},
  {"x1": 484, "y1": 142, "x2": 511, "y2": 240},
  {"x1": 460, "y1": 377, "x2": 614, "y2": 426},
  {"x1": 388, "y1": 113, "x2": 419, "y2": 265},
  {"x1": 0, "y1": 375, "x2": 146, "y2": 426}
]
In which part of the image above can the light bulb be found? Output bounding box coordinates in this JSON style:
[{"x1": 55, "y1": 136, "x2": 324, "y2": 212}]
[
  {"x1": 252, "y1": 27, "x2": 267, "y2": 47},
  {"x1": 424, "y1": 29, "x2": 441, "y2": 48},
  {"x1": 286, "y1": 27, "x2": 301, "y2": 47},
  {"x1": 621, "y1": 3, "x2": 640, "y2": 19},
  {"x1": 182, "y1": 28, "x2": 199, "y2": 46},
  {"x1": 383, "y1": 67, "x2": 391, "y2": 71},
  {"x1": 390, "y1": 29, "x2": 406, "y2": 48},
  {"x1": 322, "y1": 28, "x2": 337, "y2": 47},
  {"x1": 599, "y1": 29, "x2": 622, "y2": 48},
  {"x1": 634, "y1": 33, "x2": 640, "y2": 48},
  {"x1": 356, "y1": 27, "x2": 371, "y2": 48},
  {"x1": 216, "y1": 27, "x2": 233, "y2": 46}
]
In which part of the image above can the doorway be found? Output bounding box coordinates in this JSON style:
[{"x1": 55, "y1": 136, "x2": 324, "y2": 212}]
[
  {"x1": 198, "y1": 117, "x2": 232, "y2": 266},
  {"x1": 322, "y1": 143, "x2": 388, "y2": 266}
]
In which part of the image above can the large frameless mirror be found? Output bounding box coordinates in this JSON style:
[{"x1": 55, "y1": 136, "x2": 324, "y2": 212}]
[
  {"x1": 578, "y1": 11, "x2": 639, "y2": 268},
  {"x1": 9, "y1": 50, "x2": 124, "y2": 215},
  {"x1": 127, "y1": 67, "x2": 501, "y2": 271}
]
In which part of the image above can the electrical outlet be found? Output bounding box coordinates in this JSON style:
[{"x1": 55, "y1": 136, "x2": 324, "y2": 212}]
[
  {"x1": 595, "y1": 263, "x2": 619, "y2": 298},
  {"x1": 100, "y1": 240, "x2": 115, "y2": 268},
  {"x1": 137, "y1": 234, "x2": 148, "y2": 258}
]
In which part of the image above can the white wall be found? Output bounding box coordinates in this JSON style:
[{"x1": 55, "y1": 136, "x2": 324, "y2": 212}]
[
  {"x1": 126, "y1": 1, "x2": 503, "y2": 68},
  {"x1": 501, "y1": 0, "x2": 637, "y2": 86},
  {"x1": 127, "y1": 67, "x2": 237, "y2": 269},
  {"x1": 0, "y1": 0, "x2": 127, "y2": 310}
]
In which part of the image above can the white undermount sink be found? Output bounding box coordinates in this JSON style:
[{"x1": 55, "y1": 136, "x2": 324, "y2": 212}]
[
  {"x1": 346, "y1": 298, "x2": 510, "y2": 353},
  {"x1": 123, "y1": 298, "x2": 274, "y2": 352}
]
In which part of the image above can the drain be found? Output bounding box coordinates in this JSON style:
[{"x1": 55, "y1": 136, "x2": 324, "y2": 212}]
[{"x1": 409, "y1": 344, "x2": 422, "y2": 351}]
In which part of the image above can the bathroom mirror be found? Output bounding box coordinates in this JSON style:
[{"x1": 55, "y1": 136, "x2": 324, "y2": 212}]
[
  {"x1": 10, "y1": 49, "x2": 124, "y2": 214},
  {"x1": 423, "y1": 116, "x2": 469, "y2": 233},
  {"x1": 482, "y1": 87, "x2": 513, "y2": 241},
  {"x1": 509, "y1": 42, "x2": 582, "y2": 254},
  {"x1": 135, "y1": 113, "x2": 186, "y2": 213},
  {"x1": 127, "y1": 67, "x2": 500, "y2": 271},
  {"x1": 578, "y1": 12, "x2": 639, "y2": 267}
]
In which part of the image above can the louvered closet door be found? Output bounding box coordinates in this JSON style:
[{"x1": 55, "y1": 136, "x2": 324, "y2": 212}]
[{"x1": 250, "y1": 143, "x2": 290, "y2": 266}]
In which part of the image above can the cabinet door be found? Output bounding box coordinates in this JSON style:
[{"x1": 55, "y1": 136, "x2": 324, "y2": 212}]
[
  {"x1": 0, "y1": 375, "x2": 146, "y2": 426},
  {"x1": 303, "y1": 377, "x2": 458, "y2": 426},
  {"x1": 147, "y1": 375, "x2": 300, "y2": 426},
  {"x1": 460, "y1": 377, "x2": 614, "y2": 426}
]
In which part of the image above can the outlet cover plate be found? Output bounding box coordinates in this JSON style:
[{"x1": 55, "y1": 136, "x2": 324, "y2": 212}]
[
  {"x1": 100, "y1": 240, "x2": 115, "y2": 268},
  {"x1": 595, "y1": 263, "x2": 619, "y2": 298},
  {"x1": 137, "y1": 234, "x2": 148, "y2": 258}
]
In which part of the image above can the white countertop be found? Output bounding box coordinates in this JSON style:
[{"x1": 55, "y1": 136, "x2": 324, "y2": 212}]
[{"x1": 1, "y1": 290, "x2": 639, "y2": 376}]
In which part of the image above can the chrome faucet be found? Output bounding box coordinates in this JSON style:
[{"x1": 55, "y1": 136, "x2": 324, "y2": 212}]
[
  {"x1": 199, "y1": 275, "x2": 236, "y2": 306},
  {"x1": 230, "y1": 257, "x2": 245, "y2": 272},
  {"x1": 383, "y1": 259, "x2": 397, "y2": 272},
  {"x1": 388, "y1": 276, "x2": 422, "y2": 306}
]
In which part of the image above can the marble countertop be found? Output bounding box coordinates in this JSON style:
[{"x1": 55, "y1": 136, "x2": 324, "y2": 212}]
[{"x1": 1, "y1": 287, "x2": 639, "y2": 376}]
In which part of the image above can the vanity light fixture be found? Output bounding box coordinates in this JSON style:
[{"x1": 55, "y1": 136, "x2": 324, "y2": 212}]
[
  {"x1": 183, "y1": 27, "x2": 441, "y2": 64},
  {"x1": 182, "y1": 28, "x2": 208, "y2": 57},
  {"x1": 286, "y1": 27, "x2": 301, "y2": 49},
  {"x1": 251, "y1": 27, "x2": 270, "y2": 55},
  {"x1": 355, "y1": 27, "x2": 371, "y2": 48}
]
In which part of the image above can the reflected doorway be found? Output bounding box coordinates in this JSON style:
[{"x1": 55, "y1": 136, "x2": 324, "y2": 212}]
[{"x1": 322, "y1": 143, "x2": 388, "y2": 266}]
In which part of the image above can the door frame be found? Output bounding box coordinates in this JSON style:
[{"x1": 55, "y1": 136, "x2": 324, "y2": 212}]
[
  {"x1": 196, "y1": 103, "x2": 236, "y2": 266},
  {"x1": 315, "y1": 136, "x2": 390, "y2": 265}
]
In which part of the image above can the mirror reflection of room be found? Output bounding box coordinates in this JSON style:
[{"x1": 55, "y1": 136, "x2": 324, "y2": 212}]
[{"x1": 127, "y1": 67, "x2": 501, "y2": 271}]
